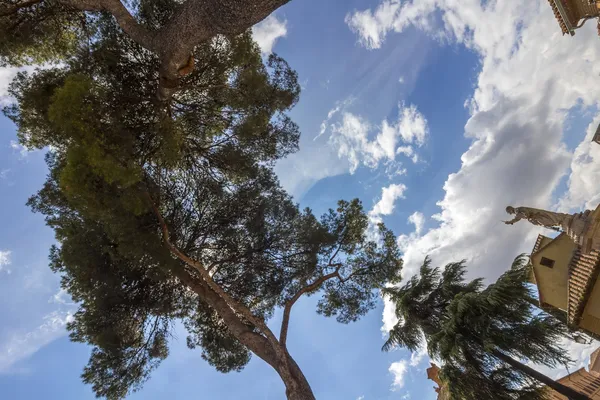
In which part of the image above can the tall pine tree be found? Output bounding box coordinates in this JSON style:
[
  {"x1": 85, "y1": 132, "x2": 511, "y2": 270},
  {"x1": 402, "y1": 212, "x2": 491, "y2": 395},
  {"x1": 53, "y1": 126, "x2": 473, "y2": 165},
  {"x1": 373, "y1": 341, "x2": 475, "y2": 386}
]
[
  {"x1": 384, "y1": 255, "x2": 587, "y2": 400},
  {"x1": 5, "y1": 8, "x2": 403, "y2": 400}
]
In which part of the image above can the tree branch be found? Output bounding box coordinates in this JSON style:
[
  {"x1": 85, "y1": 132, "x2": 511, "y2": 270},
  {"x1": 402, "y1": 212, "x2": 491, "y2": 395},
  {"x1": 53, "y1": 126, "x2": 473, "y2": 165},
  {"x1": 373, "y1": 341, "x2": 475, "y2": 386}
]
[
  {"x1": 171, "y1": 266, "x2": 280, "y2": 369},
  {"x1": 0, "y1": 0, "x2": 41, "y2": 17},
  {"x1": 5, "y1": 0, "x2": 290, "y2": 99},
  {"x1": 327, "y1": 243, "x2": 343, "y2": 267},
  {"x1": 147, "y1": 193, "x2": 270, "y2": 337},
  {"x1": 60, "y1": 0, "x2": 156, "y2": 51},
  {"x1": 279, "y1": 265, "x2": 343, "y2": 348},
  {"x1": 144, "y1": 191, "x2": 305, "y2": 389}
]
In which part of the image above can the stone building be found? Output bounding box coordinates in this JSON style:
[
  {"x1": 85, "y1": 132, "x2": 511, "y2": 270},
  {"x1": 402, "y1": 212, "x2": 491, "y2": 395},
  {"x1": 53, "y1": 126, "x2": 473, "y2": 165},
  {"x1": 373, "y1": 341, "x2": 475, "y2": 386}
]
[
  {"x1": 546, "y1": 349, "x2": 600, "y2": 399},
  {"x1": 547, "y1": 0, "x2": 600, "y2": 35},
  {"x1": 426, "y1": 363, "x2": 450, "y2": 400},
  {"x1": 593, "y1": 123, "x2": 600, "y2": 145},
  {"x1": 426, "y1": 354, "x2": 600, "y2": 398},
  {"x1": 529, "y1": 233, "x2": 600, "y2": 337}
]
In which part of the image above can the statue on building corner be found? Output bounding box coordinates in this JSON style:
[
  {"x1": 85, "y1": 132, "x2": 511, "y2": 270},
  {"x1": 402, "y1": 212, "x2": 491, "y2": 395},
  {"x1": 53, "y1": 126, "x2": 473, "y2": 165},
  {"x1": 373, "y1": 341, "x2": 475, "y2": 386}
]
[
  {"x1": 504, "y1": 205, "x2": 600, "y2": 254},
  {"x1": 504, "y1": 206, "x2": 569, "y2": 231}
]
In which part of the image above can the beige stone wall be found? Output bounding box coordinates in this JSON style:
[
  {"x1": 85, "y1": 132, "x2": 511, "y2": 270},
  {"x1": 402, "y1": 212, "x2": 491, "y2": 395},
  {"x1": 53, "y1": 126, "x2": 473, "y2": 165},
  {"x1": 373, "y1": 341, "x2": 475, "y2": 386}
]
[
  {"x1": 581, "y1": 276, "x2": 600, "y2": 334},
  {"x1": 531, "y1": 235, "x2": 575, "y2": 311},
  {"x1": 549, "y1": 368, "x2": 600, "y2": 399},
  {"x1": 563, "y1": 0, "x2": 600, "y2": 26},
  {"x1": 569, "y1": 0, "x2": 600, "y2": 21}
]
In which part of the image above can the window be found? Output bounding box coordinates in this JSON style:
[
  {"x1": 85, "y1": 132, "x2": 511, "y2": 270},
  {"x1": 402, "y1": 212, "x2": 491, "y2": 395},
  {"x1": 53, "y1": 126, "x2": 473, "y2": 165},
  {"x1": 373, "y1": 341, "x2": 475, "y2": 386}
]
[{"x1": 540, "y1": 257, "x2": 555, "y2": 268}]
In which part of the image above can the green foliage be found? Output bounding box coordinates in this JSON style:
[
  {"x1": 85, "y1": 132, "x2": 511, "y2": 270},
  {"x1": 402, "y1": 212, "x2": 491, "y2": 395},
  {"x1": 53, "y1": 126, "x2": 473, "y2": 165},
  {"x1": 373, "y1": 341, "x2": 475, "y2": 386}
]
[
  {"x1": 293, "y1": 200, "x2": 403, "y2": 324},
  {"x1": 184, "y1": 300, "x2": 252, "y2": 373},
  {"x1": 6, "y1": 4, "x2": 403, "y2": 398},
  {"x1": 385, "y1": 255, "x2": 572, "y2": 399},
  {"x1": 382, "y1": 257, "x2": 483, "y2": 352},
  {"x1": 440, "y1": 363, "x2": 548, "y2": 400},
  {"x1": 0, "y1": 1, "x2": 84, "y2": 66}
]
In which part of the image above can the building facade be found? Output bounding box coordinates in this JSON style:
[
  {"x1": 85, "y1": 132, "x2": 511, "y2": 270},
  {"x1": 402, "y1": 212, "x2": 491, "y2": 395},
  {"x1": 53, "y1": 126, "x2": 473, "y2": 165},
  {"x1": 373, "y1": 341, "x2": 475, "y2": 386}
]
[
  {"x1": 426, "y1": 354, "x2": 600, "y2": 398},
  {"x1": 529, "y1": 233, "x2": 600, "y2": 337},
  {"x1": 547, "y1": 348, "x2": 600, "y2": 399},
  {"x1": 593, "y1": 123, "x2": 600, "y2": 145},
  {"x1": 547, "y1": 0, "x2": 600, "y2": 35},
  {"x1": 426, "y1": 363, "x2": 450, "y2": 400}
]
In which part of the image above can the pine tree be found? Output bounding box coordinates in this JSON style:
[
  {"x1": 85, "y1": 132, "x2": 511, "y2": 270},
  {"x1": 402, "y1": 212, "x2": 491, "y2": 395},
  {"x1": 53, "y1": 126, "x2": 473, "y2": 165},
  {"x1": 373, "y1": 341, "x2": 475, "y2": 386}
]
[
  {"x1": 1, "y1": 0, "x2": 291, "y2": 98},
  {"x1": 5, "y1": 9, "x2": 404, "y2": 400},
  {"x1": 384, "y1": 255, "x2": 588, "y2": 400}
]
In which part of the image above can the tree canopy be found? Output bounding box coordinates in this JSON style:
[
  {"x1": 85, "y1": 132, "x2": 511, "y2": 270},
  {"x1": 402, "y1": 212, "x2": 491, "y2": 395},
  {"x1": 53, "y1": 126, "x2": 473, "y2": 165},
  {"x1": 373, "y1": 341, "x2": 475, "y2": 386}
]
[
  {"x1": 384, "y1": 256, "x2": 580, "y2": 400},
  {"x1": 5, "y1": 6, "x2": 404, "y2": 400},
  {"x1": 0, "y1": 0, "x2": 291, "y2": 98}
]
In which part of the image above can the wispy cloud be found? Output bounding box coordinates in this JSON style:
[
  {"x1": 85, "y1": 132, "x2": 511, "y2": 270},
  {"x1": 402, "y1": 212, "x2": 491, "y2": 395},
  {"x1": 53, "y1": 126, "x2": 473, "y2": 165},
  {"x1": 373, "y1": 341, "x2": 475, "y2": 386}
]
[
  {"x1": 329, "y1": 103, "x2": 428, "y2": 174},
  {"x1": 0, "y1": 250, "x2": 11, "y2": 273},
  {"x1": 252, "y1": 15, "x2": 287, "y2": 55},
  {"x1": 315, "y1": 97, "x2": 356, "y2": 141},
  {"x1": 9, "y1": 140, "x2": 33, "y2": 158},
  {"x1": 0, "y1": 310, "x2": 73, "y2": 373},
  {"x1": 48, "y1": 288, "x2": 74, "y2": 306},
  {"x1": 409, "y1": 346, "x2": 428, "y2": 367},
  {"x1": 369, "y1": 184, "x2": 407, "y2": 224},
  {"x1": 389, "y1": 360, "x2": 408, "y2": 390},
  {"x1": 348, "y1": 0, "x2": 600, "y2": 382}
]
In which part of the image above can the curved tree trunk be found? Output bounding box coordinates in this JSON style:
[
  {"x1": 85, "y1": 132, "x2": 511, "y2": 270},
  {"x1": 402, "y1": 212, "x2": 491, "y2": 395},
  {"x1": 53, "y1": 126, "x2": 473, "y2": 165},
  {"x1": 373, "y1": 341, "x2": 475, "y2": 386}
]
[
  {"x1": 283, "y1": 353, "x2": 316, "y2": 400},
  {"x1": 173, "y1": 267, "x2": 316, "y2": 399},
  {"x1": 491, "y1": 348, "x2": 590, "y2": 400}
]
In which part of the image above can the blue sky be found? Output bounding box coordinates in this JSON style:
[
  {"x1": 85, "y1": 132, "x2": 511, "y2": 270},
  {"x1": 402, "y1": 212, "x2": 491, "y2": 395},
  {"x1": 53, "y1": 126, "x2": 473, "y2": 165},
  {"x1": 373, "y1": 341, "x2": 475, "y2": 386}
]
[{"x1": 2, "y1": 0, "x2": 600, "y2": 399}]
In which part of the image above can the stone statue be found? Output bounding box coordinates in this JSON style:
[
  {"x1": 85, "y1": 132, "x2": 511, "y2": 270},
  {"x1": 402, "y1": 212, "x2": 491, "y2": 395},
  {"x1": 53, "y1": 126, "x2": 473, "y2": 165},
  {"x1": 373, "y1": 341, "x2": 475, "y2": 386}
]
[
  {"x1": 504, "y1": 206, "x2": 571, "y2": 231},
  {"x1": 505, "y1": 205, "x2": 600, "y2": 253}
]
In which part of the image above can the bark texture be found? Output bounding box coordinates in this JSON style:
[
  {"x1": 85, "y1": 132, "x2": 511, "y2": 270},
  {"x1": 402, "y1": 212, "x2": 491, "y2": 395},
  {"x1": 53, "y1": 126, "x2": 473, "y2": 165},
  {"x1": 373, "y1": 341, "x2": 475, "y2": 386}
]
[{"x1": 9, "y1": 0, "x2": 290, "y2": 99}]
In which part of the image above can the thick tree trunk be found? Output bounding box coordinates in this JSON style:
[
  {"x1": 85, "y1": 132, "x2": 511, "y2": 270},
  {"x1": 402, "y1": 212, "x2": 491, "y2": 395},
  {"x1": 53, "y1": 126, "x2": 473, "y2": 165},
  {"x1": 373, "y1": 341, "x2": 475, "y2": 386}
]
[
  {"x1": 58, "y1": 0, "x2": 291, "y2": 99},
  {"x1": 172, "y1": 267, "x2": 316, "y2": 399},
  {"x1": 491, "y1": 348, "x2": 589, "y2": 400},
  {"x1": 282, "y1": 353, "x2": 316, "y2": 400}
]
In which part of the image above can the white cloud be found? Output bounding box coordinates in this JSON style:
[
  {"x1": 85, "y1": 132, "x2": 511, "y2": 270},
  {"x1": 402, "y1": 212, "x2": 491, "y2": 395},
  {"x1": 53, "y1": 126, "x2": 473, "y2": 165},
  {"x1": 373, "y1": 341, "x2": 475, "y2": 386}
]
[
  {"x1": 252, "y1": 15, "x2": 287, "y2": 55},
  {"x1": 356, "y1": 396, "x2": 365, "y2": 400},
  {"x1": 316, "y1": 97, "x2": 356, "y2": 140},
  {"x1": 345, "y1": 0, "x2": 403, "y2": 50},
  {"x1": 48, "y1": 288, "x2": 74, "y2": 306},
  {"x1": 0, "y1": 250, "x2": 10, "y2": 273},
  {"x1": 370, "y1": 184, "x2": 407, "y2": 220},
  {"x1": 329, "y1": 103, "x2": 428, "y2": 174},
  {"x1": 9, "y1": 140, "x2": 34, "y2": 158},
  {"x1": 0, "y1": 251, "x2": 10, "y2": 266},
  {"x1": 409, "y1": 346, "x2": 428, "y2": 367},
  {"x1": 348, "y1": 0, "x2": 600, "y2": 280},
  {"x1": 396, "y1": 104, "x2": 427, "y2": 146},
  {"x1": 558, "y1": 117, "x2": 600, "y2": 212},
  {"x1": 0, "y1": 310, "x2": 73, "y2": 373},
  {"x1": 0, "y1": 66, "x2": 36, "y2": 106},
  {"x1": 389, "y1": 359, "x2": 409, "y2": 390},
  {"x1": 347, "y1": 0, "x2": 600, "y2": 381},
  {"x1": 408, "y1": 212, "x2": 425, "y2": 236},
  {"x1": 530, "y1": 338, "x2": 598, "y2": 380}
]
